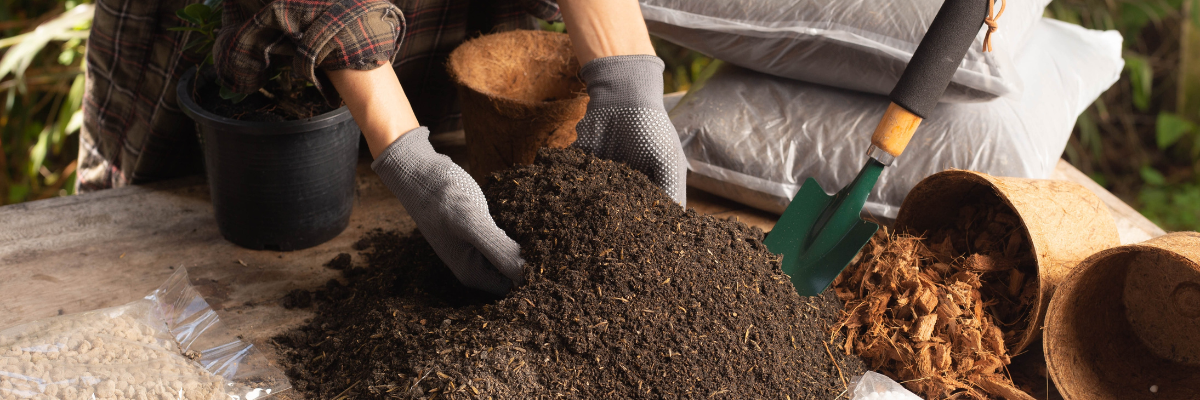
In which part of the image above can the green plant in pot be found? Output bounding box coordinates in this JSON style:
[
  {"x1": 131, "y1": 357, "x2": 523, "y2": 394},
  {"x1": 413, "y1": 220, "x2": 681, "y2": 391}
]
[{"x1": 174, "y1": 0, "x2": 360, "y2": 251}]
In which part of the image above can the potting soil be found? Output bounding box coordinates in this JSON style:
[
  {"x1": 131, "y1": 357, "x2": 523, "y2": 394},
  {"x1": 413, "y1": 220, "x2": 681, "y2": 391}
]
[
  {"x1": 195, "y1": 75, "x2": 335, "y2": 122},
  {"x1": 831, "y1": 201, "x2": 1039, "y2": 400},
  {"x1": 274, "y1": 148, "x2": 866, "y2": 399}
]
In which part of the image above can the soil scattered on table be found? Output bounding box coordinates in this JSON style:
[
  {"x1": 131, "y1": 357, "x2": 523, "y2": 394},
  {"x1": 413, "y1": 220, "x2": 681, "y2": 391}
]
[
  {"x1": 274, "y1": 148, "x2": 865, "y2": 399},
  {"x1": 324, "y1": 253, "x2": 352, "y2": 270},
  {"x1": 831, "y1": 200, "x2": 1039, "y2": 400}
]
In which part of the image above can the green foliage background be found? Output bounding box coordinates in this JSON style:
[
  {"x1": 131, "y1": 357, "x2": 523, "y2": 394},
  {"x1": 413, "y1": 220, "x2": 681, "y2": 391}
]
[
  {"x1": 1048, "y1": 0, "x2": 1200, "y2": 231},
  {"x1": 4, "y1": 1, "x2": 1200, "y2": 232},
  {"x1": 0, "y1": 0, "x2": 89, "y2": 205}
]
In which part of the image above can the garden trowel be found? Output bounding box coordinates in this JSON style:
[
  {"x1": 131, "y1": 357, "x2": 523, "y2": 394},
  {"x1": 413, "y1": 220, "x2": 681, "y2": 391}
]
[{"x1": 763, "y1": 0, "x2": 993, "y2": 296}]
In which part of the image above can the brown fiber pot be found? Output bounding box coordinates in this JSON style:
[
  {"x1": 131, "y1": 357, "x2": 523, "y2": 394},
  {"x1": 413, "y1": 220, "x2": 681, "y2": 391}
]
[
  {"x1": 447, "y1": 30, "x2": 588, "y2": 182},
  {"x1": 1044, "y1": 232, "x2": 1200, "y2": 400},
  {"x1": 894, "y1": 170, "x2": 1120, "y2": 355}
]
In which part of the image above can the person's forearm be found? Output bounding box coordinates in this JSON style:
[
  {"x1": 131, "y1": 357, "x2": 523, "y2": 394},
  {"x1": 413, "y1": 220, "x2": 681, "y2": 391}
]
[
  {"x1": 558, "y1": 0, "x2": 656, "y2": 64},
  {"x1": 326, "y1": 66, "x2": 421, "y2": 158}
]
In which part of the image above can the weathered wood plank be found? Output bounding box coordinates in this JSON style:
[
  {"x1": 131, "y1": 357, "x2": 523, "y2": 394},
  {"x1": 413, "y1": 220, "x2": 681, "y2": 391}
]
[
  {"x1": 0, "y1": 145, "x2": 1165, "y2": 400},
  {"x1": 0, "y1": 162, "x2": 413, "y2": 351}
]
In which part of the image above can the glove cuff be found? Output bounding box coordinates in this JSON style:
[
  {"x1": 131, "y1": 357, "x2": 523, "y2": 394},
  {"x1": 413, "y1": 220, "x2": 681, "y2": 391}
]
[
  {"x1": 579, "y1": 54, "x2": 666, "y2": 110},
  {"x1": 371, "y1": 126, "x2": 433, "y2": 171},
  {"x1": 370, "y1": 126, "x2": 440, "y2": 204}
]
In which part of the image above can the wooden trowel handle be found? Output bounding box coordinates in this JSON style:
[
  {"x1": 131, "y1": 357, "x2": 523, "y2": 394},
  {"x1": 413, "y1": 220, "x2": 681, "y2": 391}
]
[{"x1": 870, "y1": 0, "x2": 989, "y2": 160}]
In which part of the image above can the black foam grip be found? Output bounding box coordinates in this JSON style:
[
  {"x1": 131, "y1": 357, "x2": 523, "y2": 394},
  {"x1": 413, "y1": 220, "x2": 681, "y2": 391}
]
[{"x1": 889, "y1": 0, "x2": 989, "y2": 119}]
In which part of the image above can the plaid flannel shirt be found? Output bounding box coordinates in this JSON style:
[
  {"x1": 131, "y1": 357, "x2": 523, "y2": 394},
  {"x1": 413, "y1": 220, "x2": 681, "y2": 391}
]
[{"x1": 78, "y1": 0, "x2": 561, "y2": 192}]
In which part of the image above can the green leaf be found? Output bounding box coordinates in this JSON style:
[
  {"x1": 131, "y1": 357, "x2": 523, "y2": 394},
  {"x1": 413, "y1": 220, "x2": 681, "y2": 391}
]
[
  {"x1": 64, "y1": 110, "x2": 83, "y2": 136},
  {"x1": 27, "y1": 127, "x2": 50, "y2": 179},
  {"x1": 50, "y1": 74, "x2": 86, "y2": 147},
  {"x1": 57, "y1": 48, "x2": 76, "y2": 66},
  {"x1": 1119, "y1": 1, "x2": 1161, "y2": 37},
  {"x1": 184, "y1": 4, "x2": 212, "y2": 21},
  {"x1": 1156, "y1": 112, "x2": 1196, "y2": 148},
  {"x1": 57, "y1": 38, "x2": 83, "y2": 66},
  {"x1": 219, "y1": 85, "x2": 248, "y2": 103},
  {"x1": 1089, "y1": 172, "x2": 1109, "y2": 188},
  {"x1": 176, "y1": 9, "x2": 201, "y2": 25},
  {"x1": 63, "y1": 172, "x2": 77, "y2": 196},
  {"x1": 1137, "y1": 181, "x2": 1200, "y2": 231},
  {"x1": 8, "y1": 183, "x2": 30, "y2": 204},
  {"x1": 1140, "y1": 165, "x2": 1168, "y2": 186},
  {"x1": 689, "y1": 57, "x2": 711, "y2": 83},
  {"x1": 1125, "y1": 53, "x2": 1153, "y2": 112},
  {"x1": 168, "y1": 27, "x2": 207, "y2": 33},
  {"x1": 1191, "y1": 0, "x2": 1200, "y2": 29},
  {"x1": 204, "y1": 53, "x2": 215, "y2": 66},
  {"x1": 537, "y1": 19, "x2": 565, "y2": 33},
  {"x1": 184, "y1": 37, "x2": 209, "y2": 51}
]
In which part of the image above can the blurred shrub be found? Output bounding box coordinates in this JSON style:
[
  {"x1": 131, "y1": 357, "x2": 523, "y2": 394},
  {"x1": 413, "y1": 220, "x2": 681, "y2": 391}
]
[
  {"x1": 1049, "y1": 0, "x2": 1200, "y2": 230},
  {"x1": 0, "y1": 0, "x2": 91, "y2": 205}
]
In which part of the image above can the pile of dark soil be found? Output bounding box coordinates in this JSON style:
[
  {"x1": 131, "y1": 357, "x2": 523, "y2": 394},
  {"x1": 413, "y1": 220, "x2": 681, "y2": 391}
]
[
  {"x1": 831, "y1": 200, "x2": 1040, "y2": 400},
  {"x1": 275, "y1": 148, "x2": 865, "y2": 399}
]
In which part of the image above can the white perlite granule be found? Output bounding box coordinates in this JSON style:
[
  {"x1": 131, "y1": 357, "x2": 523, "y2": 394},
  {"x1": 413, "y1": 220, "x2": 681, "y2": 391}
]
[{"x1": 0, "y1": 302, "x2": 224, "y2": 400}]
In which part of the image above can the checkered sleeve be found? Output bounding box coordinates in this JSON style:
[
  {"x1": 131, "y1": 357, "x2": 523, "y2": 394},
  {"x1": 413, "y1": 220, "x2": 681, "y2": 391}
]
[
  {"x1": 519, "y1": 0, "x2": 561, "y2": 22},
  {"x1": 214, "y1": 0, "x2": 406, "y2": 98}
]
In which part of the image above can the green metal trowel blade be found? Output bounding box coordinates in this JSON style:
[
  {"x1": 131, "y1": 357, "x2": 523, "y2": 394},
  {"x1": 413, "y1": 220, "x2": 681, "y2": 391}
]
[{"x1": 764, "y1": 160, "x2": 884, "y2": 296}]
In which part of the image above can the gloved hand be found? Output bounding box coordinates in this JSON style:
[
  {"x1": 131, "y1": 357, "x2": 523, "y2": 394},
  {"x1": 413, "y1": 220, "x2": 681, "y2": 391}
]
[
  {"x1": 573, "y1": 55, "x2": 688, "y2": 206},
  {"x1": 372, "y1": 127, "x2": 525, "y2": 295}
]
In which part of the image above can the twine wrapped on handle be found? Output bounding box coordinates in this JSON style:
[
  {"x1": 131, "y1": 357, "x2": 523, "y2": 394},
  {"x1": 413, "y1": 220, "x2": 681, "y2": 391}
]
[{"x1": 983, "y1": 0, "x2": 1006, "y2": 52}]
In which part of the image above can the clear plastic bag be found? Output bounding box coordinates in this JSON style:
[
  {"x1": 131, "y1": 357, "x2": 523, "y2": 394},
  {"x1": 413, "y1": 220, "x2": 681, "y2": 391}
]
[
  {"x1": 640, "y1": 0, "x2": 1049, "y2": 102},
  {"x1": 0, "y1": 268, "x2": 290, "y2": 399},
  {"x1": 849, "y1": 371, "x2": 922, "y2": 400},
  {"x1": 673, "y1": 18, "x2": 1124, "y2": 220}
]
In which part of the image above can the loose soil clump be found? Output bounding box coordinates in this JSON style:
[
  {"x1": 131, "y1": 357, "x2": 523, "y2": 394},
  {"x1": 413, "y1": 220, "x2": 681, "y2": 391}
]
[
  {"x1": 274, "y1": 148, "x2": 866, "y2": 399},
  {"x1": 831, "y1": 200, "x2": 1039, "y2": 400}
]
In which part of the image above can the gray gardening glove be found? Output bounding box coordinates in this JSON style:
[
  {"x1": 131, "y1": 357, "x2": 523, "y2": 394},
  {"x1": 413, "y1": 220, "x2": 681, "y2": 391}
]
[
  {"x1": 372, "y1": 127, "x2": 525, "y2": 295},
  {"x1": 574, "y1": 55, "x2": 688, "y2": 206}
]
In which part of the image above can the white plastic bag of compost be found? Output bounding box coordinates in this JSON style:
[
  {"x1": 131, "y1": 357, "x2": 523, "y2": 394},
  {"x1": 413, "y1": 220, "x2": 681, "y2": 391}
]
[
  {"x1": 641, "y1": 0, "x2": 1049, "y2": 103},
  {"x1": 849, "y1": 371, "x2": 923, "y2": 400},
  {"x1": 672, "y1": 18, "x2": 1124, "y2": 219},
  {"x1": 0, "y1": 268, "x2": 289, "y2": 399}
]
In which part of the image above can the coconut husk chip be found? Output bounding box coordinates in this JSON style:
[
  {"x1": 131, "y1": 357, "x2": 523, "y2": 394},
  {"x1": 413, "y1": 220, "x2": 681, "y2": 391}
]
[
  {"x1": 833, "y1": 225, "x2": 1032, "y2": 400},
  {"x1": 894, "y1": 170, "x2": 1119, "y2": 354},
  {"x1": 832, "y1": 170, "x2": 1120, "y2": 399}
]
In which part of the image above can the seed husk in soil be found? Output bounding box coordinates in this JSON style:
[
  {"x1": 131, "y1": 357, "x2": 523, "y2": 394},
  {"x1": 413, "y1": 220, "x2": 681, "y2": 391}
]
[
  {"x1": 273, "y1": 147, "x2": 866, "y2": 399},
  {"x1": 831, "y1": 199, "x2": 1040, "y2": 400}
]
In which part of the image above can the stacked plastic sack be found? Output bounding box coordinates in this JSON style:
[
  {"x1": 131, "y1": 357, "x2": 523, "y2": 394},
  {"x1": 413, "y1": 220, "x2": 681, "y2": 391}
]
[{"x1": 644, "y1": 0, "x2": 1124, "y2": 219}]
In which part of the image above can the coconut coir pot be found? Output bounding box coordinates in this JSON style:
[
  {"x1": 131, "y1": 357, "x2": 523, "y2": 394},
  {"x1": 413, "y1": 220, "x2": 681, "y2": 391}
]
[
  {"x1": 1045, "y1": 232, "x2": 1200, "y2": 400},
  {"x1": 447, "y1": 30, "x2": 588, "y2": 181},
  {"x1": 894, "y1": 170, "x2": 1120, "y2": 355}
]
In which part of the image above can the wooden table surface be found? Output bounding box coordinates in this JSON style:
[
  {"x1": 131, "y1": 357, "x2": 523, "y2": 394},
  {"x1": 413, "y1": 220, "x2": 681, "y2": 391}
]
[{"x1": 0, "y1": 143, "x2": 1165, "y2": 396}]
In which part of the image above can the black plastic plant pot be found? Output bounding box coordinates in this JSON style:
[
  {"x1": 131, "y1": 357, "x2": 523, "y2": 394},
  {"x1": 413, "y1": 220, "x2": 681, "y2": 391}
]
[{"x1": 177, "y1": 67, "x2": 358, "y2": 251}]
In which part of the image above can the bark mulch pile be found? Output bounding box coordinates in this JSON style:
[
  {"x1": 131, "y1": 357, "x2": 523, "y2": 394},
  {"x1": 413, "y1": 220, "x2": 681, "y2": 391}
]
[
  {"x1": 274, "y1": 148, "x2": 866, "y2": 399},
  {"x1": 831, "y1": 201, "x2": 1040, "y2": 400}
]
